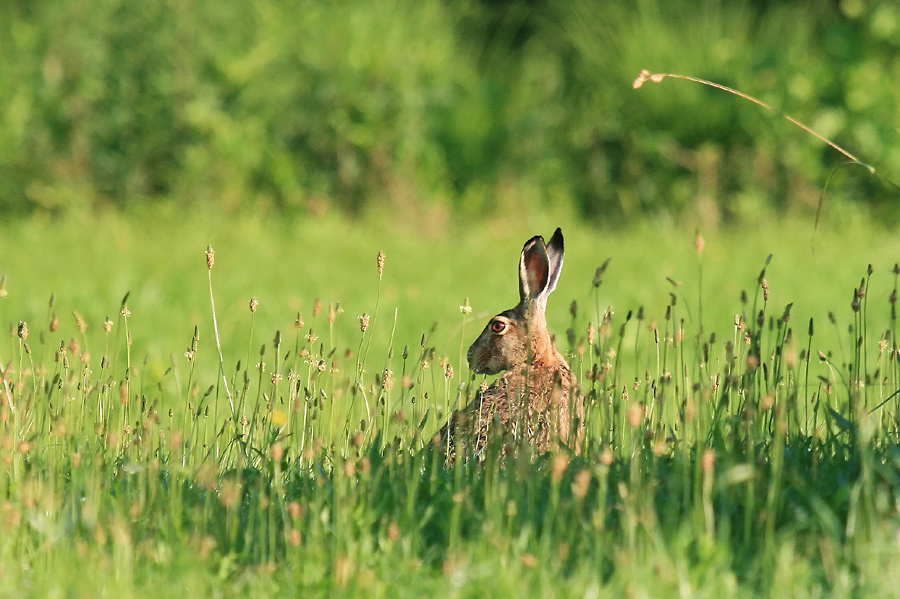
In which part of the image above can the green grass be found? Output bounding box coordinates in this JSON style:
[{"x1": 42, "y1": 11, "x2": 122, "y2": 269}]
[{"x1": 2, "y1": 208, "x2": 900, "y2": 597}]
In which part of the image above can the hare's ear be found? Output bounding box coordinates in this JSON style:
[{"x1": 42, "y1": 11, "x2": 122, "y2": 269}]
[
  {"x1": 518, "y1": 234, "x2": 550, "y2": 305},
  {"x1": 544, "y1": 228, "x2": 564, "y2": 297}
]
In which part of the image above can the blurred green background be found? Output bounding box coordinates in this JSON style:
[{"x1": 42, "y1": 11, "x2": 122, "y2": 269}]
[{"x1": 1, "y1": 0, "x2": 898, "y2": 224}]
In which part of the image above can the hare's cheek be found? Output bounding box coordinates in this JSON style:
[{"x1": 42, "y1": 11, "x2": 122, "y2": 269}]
[
  {"x1": 470, "y1": 347, "x2": 502, "y2": 375},
  {"x1": 467, "y1": 346, "x2": 489, "y2": 372},
  {"x1": 487, "y1": 349, "x2": 513, "y2": 375}
]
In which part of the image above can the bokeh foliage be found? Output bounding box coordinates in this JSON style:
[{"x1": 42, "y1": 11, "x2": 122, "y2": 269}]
[{"x1": 1, "y1": 0, "x2": 899, "y2": 220}]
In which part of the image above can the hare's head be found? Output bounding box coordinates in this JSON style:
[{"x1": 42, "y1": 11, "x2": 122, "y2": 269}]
[{"x1": 467, "y1": 228, "x2": 566, "y2": 375}]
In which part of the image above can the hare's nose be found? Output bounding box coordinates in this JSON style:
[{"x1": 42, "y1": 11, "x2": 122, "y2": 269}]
[{"x1": 466, "y1": 345, "x2": 475, "y2": 366}]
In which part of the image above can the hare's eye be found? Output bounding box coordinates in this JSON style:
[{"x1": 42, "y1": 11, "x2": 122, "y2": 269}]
[{"x1": 490, "y1": 320, "x2": 507, "y2": 334}]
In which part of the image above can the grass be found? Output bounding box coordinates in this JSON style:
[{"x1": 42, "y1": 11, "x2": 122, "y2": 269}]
[{"x1": 2, "y1": 208, "x2": 900, "y2": 597}]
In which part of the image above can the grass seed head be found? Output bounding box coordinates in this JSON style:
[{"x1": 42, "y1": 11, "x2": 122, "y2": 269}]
[
  {"x1": 196, "y1": 463, "x2": 218, "y2": 490},
  {"x1": 701, "y1": 450, "x2": 716, "y2": 474},
  {"x1": 780, "y1": 303, "x2": 793, "y2": 324},
  {"x1": 0, "y1": 501, "x2": 22, "y2": 528},
  {"x1": 600, "y1": 447, "x2": 614, "y2": 466},
  {"x1": 627, "y1": 403, "x2": 643, "y2": 428},
  {"x1": 334, "y1": 554, "x2": 354, "y2": 588},
  {"x1": 197, "y1": 535, "x2": 216, "y2": 559},
  {"x1": 633, "y1": 69, "x2": 651, "y2": 88},
  {"x1": 358, "y1": 313, "x2": 370, "y2": 332},
  {"x1": 551, "y1": 453, "x2": 569, "y2": 482},
  {"x1": 205, "y1": 246, "x2": 215, "y2": 269},
  {"x1": 16, "y1": 322, "x2": 27, "y2": 340},
  {"x1": 388, "y1": 521, "x2": 400, "y2": 542},
  {"x1": 784, "y1": 346, "x2": 796, "y2": 368},
  {"x1": 653, "y1": 436, "x2": 668, "y2": 456},
  {"x1": 377, "y1": 250, "x2": 385, "y2": 277},
  {"x1": 249, "y1": 297, "x2": 259, "y2": 312},
  {"x1": 73, "y1": 311, "x2": 87, "y2": 332},
  {"x1": 270, "y1": 443, "x2": 284, "y2": 462},
  {"x1": 573, "y1": 469, "x2": 591, "y2": 499},
  {"x1": 289, "y1": 529, "x2": 302, "y2": 546}
]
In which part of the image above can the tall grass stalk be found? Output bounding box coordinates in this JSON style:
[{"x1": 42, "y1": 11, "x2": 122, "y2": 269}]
[{"x1": 205, "y1": 246, "x2": 235, "y2": 420}]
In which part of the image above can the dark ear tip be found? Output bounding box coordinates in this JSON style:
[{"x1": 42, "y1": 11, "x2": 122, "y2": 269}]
[
  {"x1": 523, "y1": 235, "x2": 545, "y2": 250},
  {"x1": 550, "y1": 227, "x2": 564, "y2": 249}
]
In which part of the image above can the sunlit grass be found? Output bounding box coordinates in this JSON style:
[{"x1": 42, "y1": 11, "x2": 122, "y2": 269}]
[{"x1": 2, "y1": 209, "x2": 900, "y2": 597}]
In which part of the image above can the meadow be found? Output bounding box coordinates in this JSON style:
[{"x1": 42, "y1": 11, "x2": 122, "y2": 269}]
[
  {"x1": 2, "y1": 2, "x2": 900, "y2": 595},
  {"x1": 2, "y1": 209, "x2": 900, "y2": 597}
]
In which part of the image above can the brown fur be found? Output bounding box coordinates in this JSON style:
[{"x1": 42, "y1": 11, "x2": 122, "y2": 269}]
[{"x1": 437, "y1": 229, "x2": 585, "y2": 463}]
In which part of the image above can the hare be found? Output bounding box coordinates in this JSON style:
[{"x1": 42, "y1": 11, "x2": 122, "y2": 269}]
[{"x1": 438, "y1": 228, "x2": 584, "y2": 463}]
